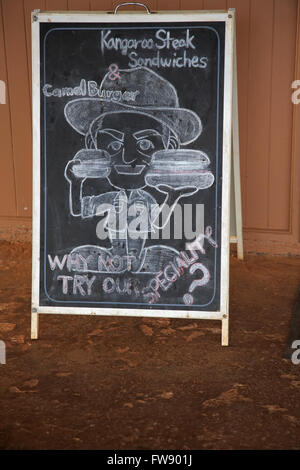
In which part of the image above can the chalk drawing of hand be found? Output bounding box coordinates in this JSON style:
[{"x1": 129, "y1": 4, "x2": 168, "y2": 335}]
[
  {"x1": 65, "y1": 149, "x2": 111, "y2": 182},
  {"x1": 155, "y1": 184, "x2": 199, "y2": 205},
  {"x1": 64, "y1": 159, "x2": 85, "y2": 183}
]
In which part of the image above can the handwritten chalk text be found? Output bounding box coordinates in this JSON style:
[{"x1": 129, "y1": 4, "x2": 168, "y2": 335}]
[
  {"x1": 42, "y1": 79, "x2": 139, "y2": 101},
  {"x1": 100, "y1": 29, "x2": 208, "y2": 69},
  {"x1": 101, "y1": 29, "x2": 196, "y2": 55}
]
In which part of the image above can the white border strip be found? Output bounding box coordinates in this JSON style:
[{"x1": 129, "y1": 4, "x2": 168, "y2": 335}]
[
  {"x1": 36, "y1": 306, "x2": 222, "y2": 320},
  {"x1": 31, "y1": 14, "x2": 41, "y2": 312},
  {"x1": 34, "y1": 11, "x2": 228, "y2": 23},
  {"x1": 220, "y1": 11, "x2": 234, "y2": 344}
]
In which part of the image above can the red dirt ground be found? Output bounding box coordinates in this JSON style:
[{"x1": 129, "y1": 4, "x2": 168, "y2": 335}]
[{"x1": 0, "y1": 240, "x2": 300, "y2": 450}]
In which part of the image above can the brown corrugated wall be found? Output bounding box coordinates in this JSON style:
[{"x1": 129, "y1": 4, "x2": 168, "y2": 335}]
[{"x1": 0, "y1": 0, "x2": 299, "y2": 254}]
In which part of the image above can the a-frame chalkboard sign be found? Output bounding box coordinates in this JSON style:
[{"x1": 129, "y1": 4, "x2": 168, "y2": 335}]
[{"x1": 31, "y1": 4, "x2": 243, "y2": 346}]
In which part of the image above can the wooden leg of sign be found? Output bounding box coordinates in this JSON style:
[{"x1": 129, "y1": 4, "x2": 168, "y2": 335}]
[
  {"x1": 232, "y1": 18, "x2": 244, "y2": 261},
  {"x1": 31, "y1": 311, "x2": 39, "y2": 339},
  {"x1": 221, "y1": 315, "x2": 229, "y2": 346}
]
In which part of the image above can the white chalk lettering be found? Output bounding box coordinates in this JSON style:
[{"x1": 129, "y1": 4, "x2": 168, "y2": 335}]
[
  {"x1": 100, "y1": 29, "x2": 207, "y2": 70},
  {"x1": 143, "y1": 227, "x2": 217, "y2": 304},
  {"x1": 43, "y1": 79, "x2": 86, "y2": 98},
  {"x1": 103, "y1": 277, "x2": 115, "y2": 294},
  {"x1": 73, "y1": 275, "x2": 85, "y2": 295},
  {"x1": 57, "y1": 275, "x2": 73, "y2": 294},
  {"x1": 128, "y1": 51, "x2": 208, "y2": 69},
  {"x1": 48, "y1": 254, "x2": 67, "y2": 271},
  {"x1": 102, "y1": 276, "x2": 141, "y2": 296},
  {"x1": 101, "y1": 30, "x2": 154, "y2": 55},
  {"x1": 85, "y1": 275, "x2": 96, "y2": 295},
  {"x1": 57, "y1": 274, "x2": 96, "y2": 296},
  {"x1": 42, "y1": 79, "x2": 139, "y2": 101},
  {"x1": 155, "y1": 29, "x2": 195, "y2": 50}
]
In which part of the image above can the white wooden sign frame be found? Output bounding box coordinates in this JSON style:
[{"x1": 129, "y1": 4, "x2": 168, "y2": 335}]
[{"x1": 31, "y1": 8, "x2": 243, "y2": 346}]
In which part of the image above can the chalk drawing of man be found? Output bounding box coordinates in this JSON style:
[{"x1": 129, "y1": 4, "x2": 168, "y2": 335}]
[{"x1": 64, "y1": 67, "x2": 214, "y2": 274}]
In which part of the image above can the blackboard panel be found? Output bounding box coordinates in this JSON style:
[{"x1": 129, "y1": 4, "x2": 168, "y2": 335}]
[{"x1": 38, "y1": 19, "x2": 225, "y2": 312}]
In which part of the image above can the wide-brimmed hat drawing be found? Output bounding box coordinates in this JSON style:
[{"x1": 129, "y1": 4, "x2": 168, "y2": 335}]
[{"x1": 64, "y1": 67, "x2": 202, "y2": 145}]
